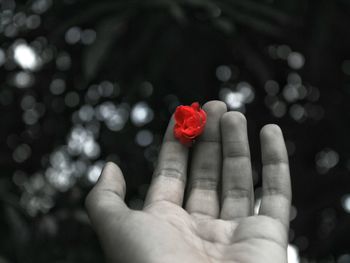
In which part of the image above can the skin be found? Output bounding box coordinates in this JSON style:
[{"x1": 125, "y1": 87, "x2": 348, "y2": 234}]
[{"x1": 85, "y1": 100, "x2": 292, "y2": 263}]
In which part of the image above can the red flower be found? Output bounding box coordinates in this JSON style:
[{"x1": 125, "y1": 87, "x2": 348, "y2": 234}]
[{"x1": 173, "y1": 102, "x2": 207, "y2": 146}]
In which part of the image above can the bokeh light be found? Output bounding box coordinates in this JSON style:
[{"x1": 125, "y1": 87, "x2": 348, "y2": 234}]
[
  {"x1": 131, "y1": 102, "x2": 154, "y2": 126},
  {"x1": 288, "y1": 244, "x2": 300, "y2": 263},
  {"x1": 50, "y1": 78, "x2": 66, "y2": 95},
  {"x1": 315, "y1": 148, "x2": 339, "y2": 174},
  {"x1": 287, "y1": 52, "x2": 305, "y2": 70},
  {"x1": 338, "y1": 254, "x2": 350, "y2": 263},
  {"x1": 219, "y1": 81, "x2": 255, "y2": 111},
  {"x1": 13, "y1": 42, "x2": 41, "y2": 70},
  {"x1": 0, "y1": 48, "x2": 5, "y2": 66},
  {"x1": 87, "y1": 161, "x2": 104, "y2": 183},
  {"x1": 341, "y1": 195, "x2": 350, "y2": 213},
  {"x1": 216, "y1": 65, "x2": 232, "y2": 82},
  {"x1": 135, "y1": 129, "x2": 154, "y2": 147}
]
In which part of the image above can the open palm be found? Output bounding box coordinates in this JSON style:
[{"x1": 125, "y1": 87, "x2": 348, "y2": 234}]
[{"x1": 86, "y1": 101, "x2": 292, "y2": 263}]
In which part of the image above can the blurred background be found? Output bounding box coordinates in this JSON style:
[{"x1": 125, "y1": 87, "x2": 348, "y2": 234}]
[{"x1": 1, "y1": 0, "x2": 350, "y2": 262}]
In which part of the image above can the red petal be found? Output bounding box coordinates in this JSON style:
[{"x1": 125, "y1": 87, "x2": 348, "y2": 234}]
[
  {"x1": 173, "y1": 102, "x2": 207, "y2": 147},
  {"x1": 198, "y1": 109, "x2": 207, "y2": 124},
  {"x1": 174, "y1": 105, "x2": 195, "y2": 124},
  {"x1": 191, "y1": 102, "x2": 200, "y2": 111}
]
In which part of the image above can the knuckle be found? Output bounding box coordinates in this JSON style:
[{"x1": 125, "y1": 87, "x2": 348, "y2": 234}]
[
  {"x1": 262, "y1": 154, "x2": 289, "y2": 165},
  {"x1": 263, "y1": 186, "x2": 292, "y2": 202},
  {"x1": 190, "y1": 176, "x2": 218, "y2": 190},
  {"x1": 153, "y1": 166, "x2": 185, "y2": 181},
  {"x1": 224, "y1": 142, "x2": 250, "y2": 158},
  {"x1": 223, "y1": 186, "x2": 251, "y2": 200}
]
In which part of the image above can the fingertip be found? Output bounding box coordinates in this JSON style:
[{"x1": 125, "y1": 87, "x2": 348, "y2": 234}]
[
  {"x1": 85, "y1": 161, "x2": 130, "y2": 230},
  {"x1": 221, "y1": 111, "x2": 247, "y2": 128},
  {"x1": 260, "y1": 124, "x2": 283, "y2": 140},
  {"x1": 260, "y1": 124, "x2": 288, "y2": 165},
  {"x1": 202, "y1": 100, "x2": 227, "y2": 113},
  {"x1": 103, "y1": 161, "x2": 122, "y2": 176},
  {"x1": 100, "y1": 161, "x2": 123, "y2": 181},
  {"x1": 97, "y1": 161, "x2": 126, "y2": 199}
]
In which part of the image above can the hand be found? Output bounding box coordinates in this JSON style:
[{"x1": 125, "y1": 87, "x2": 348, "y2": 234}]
[{"x1": 85, "y1": 100, "x2": 292, "y2": 263}]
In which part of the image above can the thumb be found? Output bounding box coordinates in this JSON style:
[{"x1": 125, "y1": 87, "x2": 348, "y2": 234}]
[{"x1": 85, "y1": 162, "x2": 129, "y2": 224}]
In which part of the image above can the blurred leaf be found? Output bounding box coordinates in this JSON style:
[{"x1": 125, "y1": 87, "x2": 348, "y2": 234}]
[
  {"x1": 49, "y1": 2, "x2": 130, "y2": 42},
  {"x1": 212, "y1": 17, "x2": 237, "y2": 35},
  {"x1": 168, "y1": 2, "x2": 188, "y2": 24},
  {"x1": 177, "y1": 0, "x2": 220, "y2": 12},
  {"x1": 82, "y1": 15, "x2": 129, "y2": 82},
  {"x1": 4, "y1": 205, "x2": 30, "y2": 262},
  {"x1": 218, "y1": 2, "x2": 285, "y2": 38},
  {"x1": 226, "y1": 0, "x2": 299, "y2": 26}
]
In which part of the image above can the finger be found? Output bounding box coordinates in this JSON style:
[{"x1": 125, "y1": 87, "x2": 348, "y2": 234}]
[
  {"x1": 220, "y1": 111, "x2": 254, "y2": 220},
  {"x1": 143, "y1": 115, "x2": 189, "y2": 207},
  {"x1": 185, "y1": 100, "x2": 227, "y2": 218},
  {"x1": 85, "y1": 162, "x2": 129, "y2": 226},
  {"x1": 259, "y1": 124, "x2": 292, "y2": 229}
]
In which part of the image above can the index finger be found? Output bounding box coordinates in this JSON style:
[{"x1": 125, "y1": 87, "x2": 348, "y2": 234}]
[{"x1": 143, "y1": 115, "x2": 189, "y2": 208}]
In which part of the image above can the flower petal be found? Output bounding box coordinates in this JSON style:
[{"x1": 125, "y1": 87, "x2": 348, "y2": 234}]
[{"x1": 173, "y1": 102, "x2": 207, "y2": 146}]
